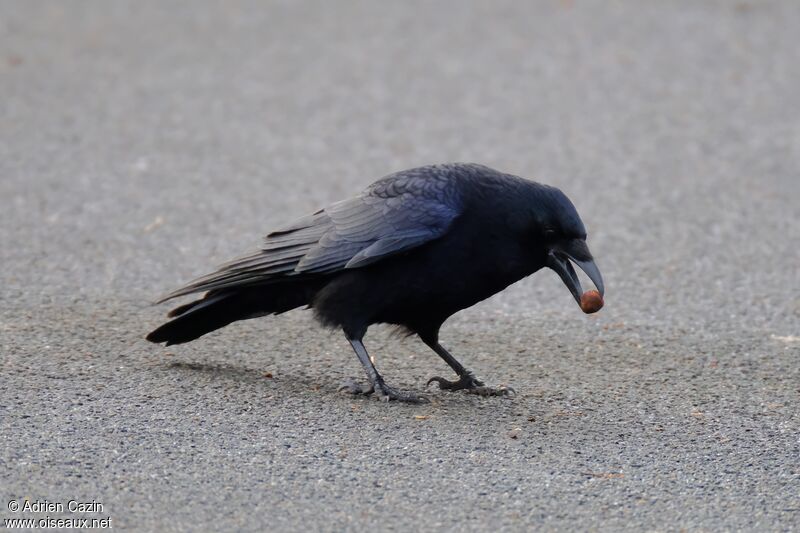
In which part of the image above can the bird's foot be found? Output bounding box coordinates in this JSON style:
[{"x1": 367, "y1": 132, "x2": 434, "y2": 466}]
[
  {"x1": 427, "y1": 373, "x2": 515, "y2": 397},
  {"x1": 339, "y1": 379, "x2": 428, "y2": 404},
  {"x1": 374, "y1": 382, "x2": 429, "y2": 404}
]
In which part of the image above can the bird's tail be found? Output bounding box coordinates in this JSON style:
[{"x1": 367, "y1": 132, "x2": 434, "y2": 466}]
[{"x1": 146, "y1": 280, "x2": 322, "y2": 346}]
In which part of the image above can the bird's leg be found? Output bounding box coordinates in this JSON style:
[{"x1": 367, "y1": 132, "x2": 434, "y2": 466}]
[
  {"x1": 423, "y1": 338, "x2": 515, "y2": 397},
  {"x1": 339, "y1": 336, "x2": 428, "y2": 404}
]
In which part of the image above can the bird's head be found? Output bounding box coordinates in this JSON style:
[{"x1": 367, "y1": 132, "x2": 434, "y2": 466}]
[{"x1": 531, "y1": 185, "x2": 604, "y2": 309}]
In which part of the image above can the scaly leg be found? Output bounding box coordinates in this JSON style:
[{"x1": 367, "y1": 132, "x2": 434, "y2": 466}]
[
  {"x1": 339, "y1": 335, "x2": 428, "y2": 404},
  {"x1": 422, "y1": 337, "x2": 514, "y2": 397}
]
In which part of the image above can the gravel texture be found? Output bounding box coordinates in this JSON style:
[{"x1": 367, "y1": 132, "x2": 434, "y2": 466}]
[{"x1": 1, "y1": 1, "x2": 799, "y2": 531}]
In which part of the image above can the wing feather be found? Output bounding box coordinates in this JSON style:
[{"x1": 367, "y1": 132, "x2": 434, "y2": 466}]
[{"x1": 157, "y1": 164, "x2": 468, "y2": 302}]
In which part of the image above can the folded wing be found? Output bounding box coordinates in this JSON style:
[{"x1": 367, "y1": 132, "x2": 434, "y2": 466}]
[{"x1": 157, "y1": 167, "x2": 464, "y2": 302}]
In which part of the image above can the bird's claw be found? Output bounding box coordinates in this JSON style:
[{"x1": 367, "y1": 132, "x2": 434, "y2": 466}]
[
  {"x1": 427, "y1": 374, "x2": 515, "y2": 397},
  {"x1": 426, "y1": 373, "x2": 484, "y2": 390},
  {"x1": 374, "y1": 382, "x2": 430, "y2": 404}
]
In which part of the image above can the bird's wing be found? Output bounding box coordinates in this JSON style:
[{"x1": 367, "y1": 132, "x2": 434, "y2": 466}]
[{"x1": 157, "y1": 168, "x2": 463, "y2": 302}]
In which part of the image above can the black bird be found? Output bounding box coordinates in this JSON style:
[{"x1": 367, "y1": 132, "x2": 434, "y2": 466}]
[{"x1": 147, "y1": 163, "x2": 604, "y2": 403}]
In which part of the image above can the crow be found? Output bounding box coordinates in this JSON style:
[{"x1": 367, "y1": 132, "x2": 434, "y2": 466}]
[{"x1": 147, "y1": 163, "x2": 604, "y2": 403}]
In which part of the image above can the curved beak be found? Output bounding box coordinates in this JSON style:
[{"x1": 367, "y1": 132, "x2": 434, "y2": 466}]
[{"x1": 546, "y1": 239, "x2": 604, "y2": 307}]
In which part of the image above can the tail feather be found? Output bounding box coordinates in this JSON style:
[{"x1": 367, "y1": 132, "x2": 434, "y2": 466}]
[
  {"x1": 167, "y1": 300, "x2": 203, "y2": 318},
  {"x1": 146, "y1": 293, "x2": 241, "y2": 345},
  {"x1": 146, "y1": 281, "x2": 323, "y2": 346}
]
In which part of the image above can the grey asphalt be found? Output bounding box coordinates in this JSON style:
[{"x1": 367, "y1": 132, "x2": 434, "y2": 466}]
[{"x1": 1, "y1": 1, "x2": 799, "y2": 531}]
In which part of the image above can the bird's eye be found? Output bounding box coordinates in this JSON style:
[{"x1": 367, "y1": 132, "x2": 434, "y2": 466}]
[{"x1": 543, "y1": 227, "x2": 557, "y2": 240}]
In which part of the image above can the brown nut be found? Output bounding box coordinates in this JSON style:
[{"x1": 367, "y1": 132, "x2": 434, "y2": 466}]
[{"x1": 580, "y1": 290, "x2": 604, "y2": 314}]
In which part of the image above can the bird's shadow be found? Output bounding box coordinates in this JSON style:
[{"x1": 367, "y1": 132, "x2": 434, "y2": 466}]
[
  {"x1": 162, "y1": 359, "x2": 357, "y2": 398},
  {"x1": 165, "y1": 360, "x2": 271, "y2": 381}
]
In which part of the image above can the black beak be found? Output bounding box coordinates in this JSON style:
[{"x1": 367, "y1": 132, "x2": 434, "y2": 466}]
[{"x1": 546, "y1": 239, "x2": 604, "y2": 307}]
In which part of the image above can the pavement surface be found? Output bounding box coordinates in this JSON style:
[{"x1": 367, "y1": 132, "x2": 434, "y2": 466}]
[{"x1": 1, "y1": 1, "x2": 799, "y2": 531}]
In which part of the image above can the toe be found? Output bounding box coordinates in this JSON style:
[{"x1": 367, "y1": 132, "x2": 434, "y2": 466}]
[
  {"x1": 426, "y1": 376, "x2": 456, "y2": 389},
  {"x1": 400, "y1": 393, "x2": 430, "y2": 404},
  {"x1": 466, "y1": 386, "x2": 515, "y2": 397},
  {"x1": 375, "y1": 386, "x2": 430, "y2": 404}
]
